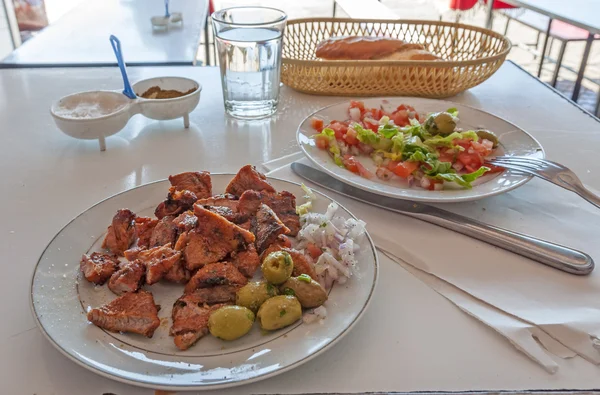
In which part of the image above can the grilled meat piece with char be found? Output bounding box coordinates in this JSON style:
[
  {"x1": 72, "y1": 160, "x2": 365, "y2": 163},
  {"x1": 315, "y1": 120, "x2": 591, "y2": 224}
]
[
  {"x1": 184, "y1": 262, "x2": 248, "y2": 294},
  {"x1": 155, "y1": 189, "x2": 198, "y2": 219},
  {"x1": 108, "y1": 260, "x2": 146, "y2": 295},
  {"x1": 173, "y1": 211, "x2": 198, "y2": 232},
  {"x1": 136, "y1": 244, "x2": 182, "y2": 285},
  {"x1": 238, "y1": 190, "x2": 300, "y2": 236},
  {"x1": 149, "y1": 215, "x2": 178, "y2": 248},
  {"x1": 134, "y1": 217, "x2": 158, "y2": 249},
  {"x1": 225, "y1": 165, "x2": 275, "y2": 197},
  {"x1": 87, "y1": 290, "x2": 160, "y2": 338},
  {"x1": 229, "y1": 243, "x2": 261, "y2": 278},
  {"x1": 101, "y1": 209, "x2": 136, "y2": 255},
  {"x1": 251, "y1": 204, "x2": 291, "y2": 255},
  {"x1": 180, "y1": 206, "x2": 255, "y2": 270},
  {"x1": 170, "y1": 285, "x2": 239, "y2": 350},
  {"x1": 196, "y1": 193, "x2": 239, "y2": 210},
  {"x1": 80, "y1": 252, "x2": 119, "y2": 285},
  {"x1": 169, "y1": 171, "x2": 212, "y2": 198}
]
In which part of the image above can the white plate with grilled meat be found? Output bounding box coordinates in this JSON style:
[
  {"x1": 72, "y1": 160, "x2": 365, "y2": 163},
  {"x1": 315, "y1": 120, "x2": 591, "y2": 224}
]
[
  {"x1": 30, "y1": 168, "x2": 378, "y2": 391},
  {"x1": 297, "y1": 98, "x2": 544, "y2": 203}
]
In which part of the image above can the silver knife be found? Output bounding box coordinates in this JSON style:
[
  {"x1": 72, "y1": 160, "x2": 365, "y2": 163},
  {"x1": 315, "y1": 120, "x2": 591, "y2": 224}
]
[{"x1": 291, "y1": 162, "x2": 594, "y2": 275}]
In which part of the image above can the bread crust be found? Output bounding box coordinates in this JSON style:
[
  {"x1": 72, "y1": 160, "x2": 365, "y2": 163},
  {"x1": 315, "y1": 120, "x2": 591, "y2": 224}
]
[{"x1": 315, "y1": 36, "x2": 438, "y2": 61}]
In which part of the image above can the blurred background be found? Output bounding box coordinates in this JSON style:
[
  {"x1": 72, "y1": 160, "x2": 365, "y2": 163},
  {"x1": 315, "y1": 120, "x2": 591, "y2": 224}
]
[{"x1": 1, "y1": 0, "x2": 598, "y2": 113}]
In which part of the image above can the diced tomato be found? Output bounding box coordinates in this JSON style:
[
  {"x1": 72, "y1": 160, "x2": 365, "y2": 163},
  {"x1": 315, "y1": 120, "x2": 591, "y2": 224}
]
[
  {"x1": 453, "y1": 138, "x2": 473, "y2": 150},
  {"x1": 343, "y1": 127, "x2": 359, "y2": 145},
  {"x1": 349, "y1": 100, "x2": 365, "y2": 113},
  {"x1": 356, "y1": 161, "x2": 373, "y2": 179},
  {"x1": 310, "y1": 117, "x2": 324, "y2": 132},
  {"x1": 391, "y1": 110, "x2": 410, "y2": 127},
  {"x1": 387, "y1": 160, "x2": 399, "y2": 171},
  {"x1": 457, "y1": 151, "x2": 484, "y2": 169},
  {"x1": 342, "y1": 155, "x2": 359, "y2": 174},
  {"x1": 470, "y1": 140, "x2": 492, "y2": 157},
  {"x1": 367, "y1": 108, "x2": 384, "y2": 120},
  {"x1": 315, "y1": 134, "x2": 329, "y2": 150},
  {"x1": 437, "y1": 151, "x2": 455, "y2": 163},
  {"x1": 329, "y1": 121, "x2": 348, "y2": 140},
  {"x1": 428, "y1": 179, "x2": 442, "y2": 190},
  {"x1": 391, "y1": 161, "x2": 420, "y2": 178},
  {"x1": 306, "y1": 243, "x2": 323, "y2": 259},
  {"x1": 485, "y1": 164, "x2": 505, "y2": 174},
  {"x1": 363, "y1": 119, "x2": 379, "y2": 133}
]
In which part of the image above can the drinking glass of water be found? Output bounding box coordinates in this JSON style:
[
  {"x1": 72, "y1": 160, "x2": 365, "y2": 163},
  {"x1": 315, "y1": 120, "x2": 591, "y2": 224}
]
[{"x1": 212, "y1": 7, "x2": 287, "y2": 120}]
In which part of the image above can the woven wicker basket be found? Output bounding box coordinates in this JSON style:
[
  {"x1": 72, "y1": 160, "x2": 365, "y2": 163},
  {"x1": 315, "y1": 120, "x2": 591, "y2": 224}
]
[{"x1": 281, "y1": 18, "x2": 511, "y2": 97}]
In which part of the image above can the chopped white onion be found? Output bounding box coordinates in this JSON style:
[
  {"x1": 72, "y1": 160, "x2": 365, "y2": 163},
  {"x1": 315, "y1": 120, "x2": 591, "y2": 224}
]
[
  {"x1": 420, "y1": 177, "x2": 431, "y2": 189},
  {"x1": 349, "y1": 107, "x2": 361, "y2": 121}
]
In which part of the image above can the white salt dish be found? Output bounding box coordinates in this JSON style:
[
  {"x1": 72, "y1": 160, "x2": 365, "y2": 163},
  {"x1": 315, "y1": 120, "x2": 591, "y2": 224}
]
[{"x1": 51, "y1": 77, "x2": 201, "y2": 151}]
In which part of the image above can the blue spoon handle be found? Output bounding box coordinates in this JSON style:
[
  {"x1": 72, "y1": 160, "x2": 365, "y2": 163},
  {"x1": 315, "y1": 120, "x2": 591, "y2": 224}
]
[
  {"x1": 165, "y1": 0, "x2": 170, "y2": 17},
  {"x1": 109, "y1": 35, "x2": 136, "y2": 99}
]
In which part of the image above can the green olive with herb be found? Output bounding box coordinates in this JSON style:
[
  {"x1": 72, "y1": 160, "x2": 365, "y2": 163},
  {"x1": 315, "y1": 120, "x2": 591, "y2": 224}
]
[
  {"x1": 280, "y1": 275, "x2": 328, "y2": 308},
  {"x1": 261, "y1": 251, "x2": 294, "y2": 285},
  {"x1": 257, "y1": 295, "x2": 302, "y2": 330},
  {"x1": 208, "y1": 305, "x2": 255, "y2": 341},
  {"x1": 475, "y1": 129, "x2": 499, "y2": 148},
  {"x1": 424, "y1": 112, "x2": 457, "y2": 135},
  {"x1": 236, "y1": 281, "x2": 278, "y2": 312}
]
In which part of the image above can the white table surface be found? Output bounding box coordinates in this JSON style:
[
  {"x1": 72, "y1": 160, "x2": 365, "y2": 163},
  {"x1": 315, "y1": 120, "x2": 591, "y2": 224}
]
[
  {"x1": 498, "y1": 0, "x2": 600, "y2": 35},
  {"x1": 1, "y1": 0, "x2": 208, "y2": 67},
  {"x1": 1, "y1": 63, "x2": 600, "y2": 395}
]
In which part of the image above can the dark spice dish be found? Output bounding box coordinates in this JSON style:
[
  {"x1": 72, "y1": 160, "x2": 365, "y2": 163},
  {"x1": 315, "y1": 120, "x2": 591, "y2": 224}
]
[{"x1": 139, "y1": 86, "x2": 197, "y2": 99}]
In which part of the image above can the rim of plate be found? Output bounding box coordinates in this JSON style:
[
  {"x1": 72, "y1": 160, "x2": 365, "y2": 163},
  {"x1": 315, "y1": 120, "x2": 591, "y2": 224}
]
[
  {"x1": 297, "y1": 97, "x2": 545, "y2": 203},
  {"x1": 29, "y1": 175, "x2": 379, "y2": 391}
]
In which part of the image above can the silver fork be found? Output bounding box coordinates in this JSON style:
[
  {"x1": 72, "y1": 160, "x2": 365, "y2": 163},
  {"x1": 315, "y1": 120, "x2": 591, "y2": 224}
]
[{"x1": 486, "y1": 156, "x2": 600, "y2": 209}]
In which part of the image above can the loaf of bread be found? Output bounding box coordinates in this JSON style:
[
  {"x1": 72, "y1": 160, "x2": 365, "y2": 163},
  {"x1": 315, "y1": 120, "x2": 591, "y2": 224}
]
[{"x1": 315, "y1": 36, "x2": 439, "y2": 61}]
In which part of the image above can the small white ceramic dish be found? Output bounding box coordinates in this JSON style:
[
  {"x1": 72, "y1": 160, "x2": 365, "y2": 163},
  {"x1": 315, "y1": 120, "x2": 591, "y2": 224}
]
[
  {"x1": 30, "y1": 175, "x2": 378, "y2": 391},
  {"x1": 297, "y1": 97, "x2": 545, "y2": 203},
  {"x1": 51, "y1": 77, "x2": 201, "y2": 151}
]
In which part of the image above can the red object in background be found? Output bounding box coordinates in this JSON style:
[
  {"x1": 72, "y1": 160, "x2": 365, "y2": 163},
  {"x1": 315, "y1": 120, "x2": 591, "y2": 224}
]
[
  {"x1": 448, "y1": 0, "x2": 516, "y2": 11},
  {"x1": 209, "y1": 0, "x2": 215, "y2": 14}
]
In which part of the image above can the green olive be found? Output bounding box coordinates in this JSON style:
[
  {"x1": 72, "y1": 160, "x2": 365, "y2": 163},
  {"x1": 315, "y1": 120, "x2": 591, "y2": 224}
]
[
  {"x1": 280, "y1": 276, "x2": 328, "y2": 308},
  {"x1": 208, "y1": 305, "x2": 255, "y2": 341},
  {"x1": 236, "y1": 281, "x2": 278, "y2": 312},
  {"x1": 257, "y1": 295, "x2": 302, "y2": 330},
  {"x1": 475, "y1": 129, "x2": 499, "y2": 148},
  {"x1": 261, "y1": 251, "x2": 294, "y2": 285},
  {"x1": 425, "y1": 112, "x2": 456, "y2": 135}
]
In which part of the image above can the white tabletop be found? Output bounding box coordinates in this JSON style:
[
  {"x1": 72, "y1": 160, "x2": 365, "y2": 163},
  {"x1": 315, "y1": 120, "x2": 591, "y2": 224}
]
[
  {"x1": 1, "y1": 0, "x2": 208, "y2": 67},
  {"x1": 1, "y1": 63, "x2": 600, "y2": 395},
  {"x1": 498, "y1": 0, "x2": 600, "y2": 35}
]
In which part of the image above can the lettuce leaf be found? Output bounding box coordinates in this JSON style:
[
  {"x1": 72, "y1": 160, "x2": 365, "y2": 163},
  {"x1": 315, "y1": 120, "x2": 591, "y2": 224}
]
[
  {"x1": 353, "y1": 123, "x2": 380, "y2": 145},
  {"x1": 430, "y1": 166, "x2": 489, "y2": 189},
  {"x1": 378, "y1": 124, "x2": 400, "y2": 139},
  {"x1": 316, "y1": 128, "x2": 344, "y2": 167},
  {"x1": 446, "y1": 107, "x2": 459, "y2": 117},
  {"x1": 407, "y1": 150, "x2": 453, "y2": 175},
  {"x1": 424, "y1": 130, "x2": 479, "y2": 148}
]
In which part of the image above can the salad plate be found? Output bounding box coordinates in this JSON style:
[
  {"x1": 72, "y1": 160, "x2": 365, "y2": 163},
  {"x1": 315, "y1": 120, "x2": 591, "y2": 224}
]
[
  {"x1": 297, "y1": 98, "x2": 544, "y2": 203},
  {"x1": 30, "y1": 175, "x2": 378, "y2": 391}
]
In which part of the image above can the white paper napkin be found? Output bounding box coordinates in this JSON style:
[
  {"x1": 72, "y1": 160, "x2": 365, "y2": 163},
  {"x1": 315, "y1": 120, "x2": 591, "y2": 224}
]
[{"x1": 264, "y1": 156, "x2": 600, "y2": 372}]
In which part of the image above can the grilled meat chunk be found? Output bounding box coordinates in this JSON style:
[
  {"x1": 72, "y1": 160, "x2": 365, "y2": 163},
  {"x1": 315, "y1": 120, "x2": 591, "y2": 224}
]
[
  {"x1": 181, "y1": 206, "x2": 255, "y2": 270},
  {"x1": 169, "y1": 171, "x2": 212, "y2": 198},
  {"x1": 108, "y1": 260, "x2": 146, "y2": 295},
  {"x1": 184, "y1": 262, "x2": 247, "y2": 294},
  {"x1": 261, "y1": 246, "x2": 317, "y2": 280},
  {"x1": 170, "y1": 300, "x2": 228, "y2": 350},
  {"x1": 230, "y1": 243, "x2": 261, "y2": 278},
  {"x1": 155, "y1": 189, "x2": 198, "y2": 219},
  {"x1": 123, "y1": 246, "x2": 143, "y2": 261},
  {"x1": 164, "y1": 258, "x2": 191, "y2": 284},
  {"x1": 136, "y1": 244, "x2": 182, "y2": 285},
  {"x1": 149, "y1": 215, "x2": 178, "y2": 248},
  {"x1": 252, "y1": 204, "x2": 291, "y2": 254},
  {"x1": 238, "y1": 190, "x2": 300, "y2": 236},
  {"x1": 101, "y1": 209, "x2": 136, "y2": 255},
  {"x1": 225, "y1": 165, "x2": 275, "y2": 197},
  {"x1": 173, "y1": 211, "x2": 198, "y2": 232},
  {"x1": 87, "y1": 290, "x2": 160, "y2": 338},
  {"x1": 196, "y1": 193, "x2": 239, "y2": 210},
  {"x1": 134, "y1": 217, "x2": 158, "y2": 249},
  {"x1": 80, "y1": 252, "x2": 119, "y2": 285},
  {"x1": 204, "y1": 205, "x2": 242, "y2": 223}
]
